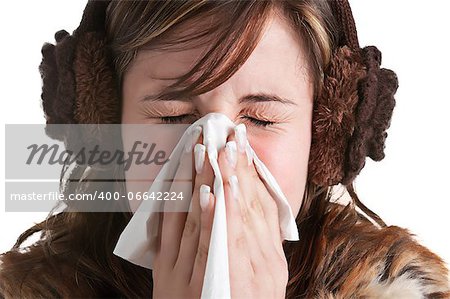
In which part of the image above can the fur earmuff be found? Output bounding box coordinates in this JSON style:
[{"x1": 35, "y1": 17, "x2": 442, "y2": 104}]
[
  {"x1": 308, "y1": 46, "x2": 366, "y2": 186},
  {"x1": 73, "y1": 31, "x2": 120, "y2": 125},
  {"x1": 343, "y1": 46, "x2": 398, "y2": 185},
  {"x1": 39, "y1": 0, "x2": 119, "y2": 154}
]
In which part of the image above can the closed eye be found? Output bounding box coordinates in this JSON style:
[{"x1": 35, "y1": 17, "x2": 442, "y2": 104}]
[
  {"x1": 159, "y1": 114, "x2": 192, "y2": 124},
  {"x1": 158, "y1": 114, "x2": 276, "y2": 127},
  {"x1": 240, "y1": 116, "x2": 275, "y2": 127}
]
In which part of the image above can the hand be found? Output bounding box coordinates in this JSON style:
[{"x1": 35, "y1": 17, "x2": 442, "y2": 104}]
[
  {"x1": 152, "y1": 129, "x2": 216, "y2": 299},
  {"x1": 152, "y1": 124, "x2": 288, "y2": 299},
  {"x1": 217, "y1": 124, "x2": 289, "y2": 299}
]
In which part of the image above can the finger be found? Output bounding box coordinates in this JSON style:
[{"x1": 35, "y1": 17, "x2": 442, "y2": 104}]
[
  {"x1": 159, "y1": 126, "x2": 202, "y2": 268},
  {"x1": 231, "y1": 125, "x2": 284, "y2": 255},
  {"x1": 217, "y1": 140, "x2": 246, "y2": 213},
  {"x1": 217, "y1": 136, "x2": 257, "y2": 214},
  {"x1": 241, "y1": 170, "x2": 285, "y2": 261},
  {"x1": 229, "y1": 175, "x2": 265, "y2": 272},
  {"x1": 190, "y1": 186, "x2": 215, "y2": 287},
  {"x1": 174, "y1": 139, "x2": 214, "y2": 280},
  {"x1": 231, "y1": 173, "x2": 286, "y2": 278},
  {"x1": 223, "y1": 174, "x2": 254, "y2": 280},
  {"x1": 231, "y1": 125, "x2": 261, "y2": 210},
  {"x1": 218, "y1": 131, "x2": 265, "y2": 256},
  {"x1": 234, "y1": 124, "x2": 254, "y2": 169},
  {"x1": 254, "y1": 184, "x2": 284, "y2": 255},
  {"x1": 219, "y1": 129, "x2": 275, "y2": 227},
  {"x1": 241, "y1": 217, "x2": 273, "y2": 288}
]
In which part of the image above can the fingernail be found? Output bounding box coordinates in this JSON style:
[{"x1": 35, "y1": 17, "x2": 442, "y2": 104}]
[
  {"x1": 185, "y1": 126, "x2": 202, "y2": 153},
  {"x1": 194, "y1": 143, "x2": 205, "y2": 174},
  {"x1": 225, "y1": 141, "x2": 237, "y2": 169},
  {"x1": 234, "y1": 124, "x2": 247, "y2": 153},
  {"x1": 229, "y1": 175, "x2": 239, "y2": 201},
  {"x1": 200, "y1": 184, "x2": 210, "y2": 212}
]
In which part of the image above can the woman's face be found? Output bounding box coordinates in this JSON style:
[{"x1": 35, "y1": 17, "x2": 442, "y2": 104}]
[{"x1": 121, "y1": 12, "x2": 313, "y2": 217}]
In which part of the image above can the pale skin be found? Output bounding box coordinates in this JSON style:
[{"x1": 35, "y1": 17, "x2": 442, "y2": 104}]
[{"x1": 121, "y1": 9, "x2": 314, "y2": 299}]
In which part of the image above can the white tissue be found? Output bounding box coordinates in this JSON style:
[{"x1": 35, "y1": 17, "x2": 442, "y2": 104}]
[{"x1": 113, "y1": 112, "x2": 299, "y2": 299}]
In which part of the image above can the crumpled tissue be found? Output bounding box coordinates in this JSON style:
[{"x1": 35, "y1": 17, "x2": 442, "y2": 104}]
[{"x1": 113, "y1": 112, "x2": 299, "y2": 299}]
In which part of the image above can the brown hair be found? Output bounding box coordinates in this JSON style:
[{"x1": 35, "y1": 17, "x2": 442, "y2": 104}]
[
  {"x1": 106, "y1": 0, "x2": 335, "y2": 99},
  {"x1": 0, "y1": 1, "x2": 388, "y2": 298}
]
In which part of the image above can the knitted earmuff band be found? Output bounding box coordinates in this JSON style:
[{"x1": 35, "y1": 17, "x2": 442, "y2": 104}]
[{"x1": 39, "y1": 0, "x2": 398, "y2": 187}]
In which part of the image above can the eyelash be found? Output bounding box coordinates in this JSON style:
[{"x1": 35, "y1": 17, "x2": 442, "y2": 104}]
[
  {"x1": 242, "y1": 116, "x2": 276, "y2": 127},
  {"x1": 159, "y1": 114, "x2": 276, "y2": 127}
]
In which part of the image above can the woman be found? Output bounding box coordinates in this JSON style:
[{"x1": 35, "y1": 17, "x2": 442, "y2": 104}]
[{"x1": 1, "y1": 0, "x2": 449, "y2": 298}]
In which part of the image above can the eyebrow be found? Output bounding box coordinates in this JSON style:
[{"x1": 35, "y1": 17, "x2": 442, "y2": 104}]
[
  {"x1": 239, "y1": 93, "x2": 297, "y2": 106},
  {"x1": 140, "y1": 92, "x2": 297, "y2": 106}
]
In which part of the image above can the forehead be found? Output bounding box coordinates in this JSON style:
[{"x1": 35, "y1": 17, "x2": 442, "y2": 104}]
[{"x1": 127, "y1": 10, "x2": 308, "y2": 82}]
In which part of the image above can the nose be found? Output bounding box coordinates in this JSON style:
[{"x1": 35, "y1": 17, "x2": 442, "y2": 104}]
[{"x1": 193, "y1": 85, "x2": 239, "y2": 123}]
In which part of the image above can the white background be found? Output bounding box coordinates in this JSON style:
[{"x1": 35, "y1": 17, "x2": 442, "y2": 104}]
[{"x1": 1, "y1": 0, "x2": 449, "y2": 268}]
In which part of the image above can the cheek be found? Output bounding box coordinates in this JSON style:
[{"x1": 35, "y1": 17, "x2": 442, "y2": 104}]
[{"x1": 248, "y1": 129, "x2": 311, "y2": 216}]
